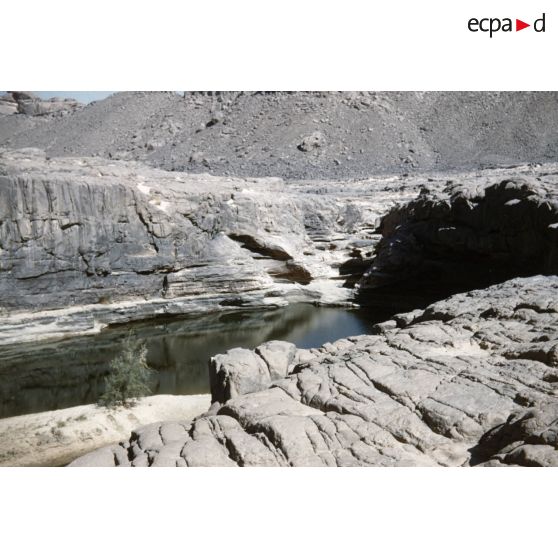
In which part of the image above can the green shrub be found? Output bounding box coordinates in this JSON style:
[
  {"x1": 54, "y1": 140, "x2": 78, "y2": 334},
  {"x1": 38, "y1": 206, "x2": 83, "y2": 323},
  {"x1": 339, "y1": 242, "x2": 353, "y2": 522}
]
[{"x1": 98, "y1": 334, "x2": 155, "y2": 408}]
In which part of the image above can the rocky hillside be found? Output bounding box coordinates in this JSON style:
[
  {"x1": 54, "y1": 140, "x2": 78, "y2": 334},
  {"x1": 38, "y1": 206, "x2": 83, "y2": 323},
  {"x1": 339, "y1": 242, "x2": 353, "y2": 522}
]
[
  {"x1": 70, "y1": 276, "x2": 558, "y2": 467},
  {"x1": 2, "y1": 92, "x2": 558, "y2": 180},
  {"x1": 0, "y1": 91, "x2": 82, "y2": 117}
]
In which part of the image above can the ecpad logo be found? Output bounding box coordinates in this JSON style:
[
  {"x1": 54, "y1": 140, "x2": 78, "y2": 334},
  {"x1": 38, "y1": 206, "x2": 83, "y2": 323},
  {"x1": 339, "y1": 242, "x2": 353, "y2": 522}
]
[{"x1": 468, "y1": 13, "x2": 546, "y2": 37}]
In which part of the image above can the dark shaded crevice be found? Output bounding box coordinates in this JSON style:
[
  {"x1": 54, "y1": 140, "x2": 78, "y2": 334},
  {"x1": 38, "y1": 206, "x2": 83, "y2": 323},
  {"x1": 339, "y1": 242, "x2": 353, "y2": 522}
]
[
  {"x1": 468, "y1": 420, "x2": 521, "y2": 466},
  {"x1": 228, "y1": 232, "x2": 313, "y2": 284},
  {"x1": 134, "y1": 201, "x2": 160, "y2": 253},
  {"x1": 338, "y1": 256, "x2": 373, "y2": 288},
  {"x1": 354, "y1": 179, "x2": 558, "y2": 313},
  {"x1": 59, "y1": 222, "x2": 81, "y2": 231},
  {"x1": 355, "y1": 258, "x2": 542, "y2": 313},
  {"x1": 206, "y1": 418, "x2": 242, "y2": 466}
]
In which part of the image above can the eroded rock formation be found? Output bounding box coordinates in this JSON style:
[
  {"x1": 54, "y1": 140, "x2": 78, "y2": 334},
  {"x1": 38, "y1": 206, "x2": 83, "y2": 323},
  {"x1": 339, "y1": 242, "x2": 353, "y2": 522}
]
[
  {"x1": 0, "y1": 148, "x2": 424, "y2": 342},
  {"x1": 1, "y1": 92, "x2": 82, "y2": 117},
  {"x1": 70, "y1": 276, "x2": 558, "y2": 467},
  {"x1": 2, "y1": 146, "x2": 557, "y2": 467},
  {"x1": 2, "y1": 150, "x2": 557, "y2": 345},
  {"x1": 359, "y1": 175, "x2": 558, "y2": 292}
]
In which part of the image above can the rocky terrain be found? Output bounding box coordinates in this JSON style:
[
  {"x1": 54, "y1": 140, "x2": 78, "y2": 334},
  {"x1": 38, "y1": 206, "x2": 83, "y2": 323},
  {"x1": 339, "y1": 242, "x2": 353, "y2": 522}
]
[
  {"x1": 2, "y1": 149, "x2": 557, "y2": 344},
  {"x1": 2, "y1": 92, "x2": 558, "y2": 180},
  {"x1": 70, "y1": 276, "x2": 558, "y2": 467},
  {"x1": 0, "y1": 147, "x2": 422, "y2": 337},
  {"x1": 1, "y1": 91, "x2": 557, "y2": 466},
  {"x1": 0, "y1": 394, "x2": 210, "y2": 467},
  {"x1": 358, "y1": 170, "x2": 558, "y2": 301},
  {"x1": 0, "y1": 91, "x2": 82, "y2": 117},
  {"x1": 69, "y1": 170, "x2": 558, "y2": 467}
]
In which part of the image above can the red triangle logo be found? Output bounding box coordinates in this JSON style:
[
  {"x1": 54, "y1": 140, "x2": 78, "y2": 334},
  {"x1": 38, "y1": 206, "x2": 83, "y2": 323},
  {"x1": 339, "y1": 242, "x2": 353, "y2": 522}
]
[{"x1": 516, "y1": 19, "x2": 530, "y2": 31}]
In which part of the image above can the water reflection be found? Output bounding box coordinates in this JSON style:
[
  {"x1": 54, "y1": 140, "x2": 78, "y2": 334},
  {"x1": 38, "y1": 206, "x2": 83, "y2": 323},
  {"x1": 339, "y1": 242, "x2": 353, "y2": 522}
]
[{"x1": 0, "y1": 304, "x2": 375, "y2": 418}]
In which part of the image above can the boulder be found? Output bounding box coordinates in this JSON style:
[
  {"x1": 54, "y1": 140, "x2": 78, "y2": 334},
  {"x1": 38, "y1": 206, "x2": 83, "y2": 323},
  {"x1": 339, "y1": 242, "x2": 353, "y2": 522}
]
[
  {"x1": 255, "y1": 340, "x2": 297, "y2": 380},
  {"x1": 297, "y1": 131, "x2": 326, "y2": 152},
  {"x1": 209, "y1": 340, "x2": 297, "y2": 404},
  {"x1": 209, "y1": 348, "x2": 271, "y2": 404}
]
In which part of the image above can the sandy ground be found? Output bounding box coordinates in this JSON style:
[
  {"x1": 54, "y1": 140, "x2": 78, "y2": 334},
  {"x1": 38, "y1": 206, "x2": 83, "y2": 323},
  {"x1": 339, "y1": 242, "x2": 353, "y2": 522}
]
[{"x1": 0, "y1": 394, "x2": 211, "y2": 467}]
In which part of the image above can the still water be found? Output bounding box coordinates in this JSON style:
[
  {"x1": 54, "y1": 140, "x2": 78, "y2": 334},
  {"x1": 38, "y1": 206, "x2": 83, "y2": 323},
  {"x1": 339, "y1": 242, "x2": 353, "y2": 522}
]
[{"x1": 0, "y1": 304, "x2": 376, "y2": 418}]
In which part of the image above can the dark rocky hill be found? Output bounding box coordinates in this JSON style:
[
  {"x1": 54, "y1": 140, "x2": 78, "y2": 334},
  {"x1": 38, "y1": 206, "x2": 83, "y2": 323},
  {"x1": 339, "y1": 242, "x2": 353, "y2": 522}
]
[{"x1": 2, "y1": 91, "x2": 558, "y2": 180}]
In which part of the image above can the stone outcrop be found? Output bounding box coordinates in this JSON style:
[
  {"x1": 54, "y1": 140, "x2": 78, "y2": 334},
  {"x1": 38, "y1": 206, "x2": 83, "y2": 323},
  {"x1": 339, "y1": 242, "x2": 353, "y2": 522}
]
[
  {"x1": 1, "y1": 91, "x2": 83, "y2": 116},
  {"x1": 209, "y1": 341, "x2": 299, "y2": 404},
  {"x1": 0, "y1": 148, "x2": 426, "y2": 340},
  {"x1": 358, "y1": 175, "x2": 558, "y2": 292},
  {"x1": 70, "y1": 276, "x2": 558, "y2": 466},
  {"x1": 2, "y1": 149, "x2": 558, "y2": 346},
  {"x1": 0, "y1": 94, "x2": 18, "y2": 116}
]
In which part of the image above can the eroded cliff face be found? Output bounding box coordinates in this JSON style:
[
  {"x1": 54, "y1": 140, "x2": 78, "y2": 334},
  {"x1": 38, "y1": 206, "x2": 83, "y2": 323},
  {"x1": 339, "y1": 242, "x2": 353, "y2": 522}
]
[
  {"x1": 1, "y1": 149, "x2": 272, "y2": 310},
  {"x1": 2, "y1": 150, "x2": 558, "y2": 343},
  {"x1": 70, "y1": 276, "x2": 558, "y2": 467},
  {"x1": 4, "y1": 149, "x2": 558, "y2": 321},
  {"x1": 2, "y1": 94, "x2": 558, "y2": 467},
  {"x1": 0, "y1": 149, "x2": 421, "y2": 332}
]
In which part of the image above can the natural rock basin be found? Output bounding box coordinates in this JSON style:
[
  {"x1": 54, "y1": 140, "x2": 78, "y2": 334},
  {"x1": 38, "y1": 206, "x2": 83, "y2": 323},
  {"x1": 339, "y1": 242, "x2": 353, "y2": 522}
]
[
  {"x1": 71, "y1": 276, "x2": 558, "y2": 467},
  {"x1": 1, "y1": 134, "x2": 558, "y2": 466},
  {"x1": 0, "y1": 304, "x2": 378, "y2": 419}
]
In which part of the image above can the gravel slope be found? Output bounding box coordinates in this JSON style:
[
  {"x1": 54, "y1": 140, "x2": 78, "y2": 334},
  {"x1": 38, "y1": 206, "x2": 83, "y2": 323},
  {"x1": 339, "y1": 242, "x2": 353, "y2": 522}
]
[{"x1": 2, "y1": 91, "x2": 558, "y2": 180}]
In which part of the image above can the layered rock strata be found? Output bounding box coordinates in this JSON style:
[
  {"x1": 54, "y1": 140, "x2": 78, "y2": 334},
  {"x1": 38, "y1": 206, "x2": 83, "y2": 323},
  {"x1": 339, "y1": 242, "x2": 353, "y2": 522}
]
[
  {"x1": 2, "y1": 149, "x2": 557, "y2": 345},
  {"x1": 0, "y1": 148, "x2": 424, "y2": 341}
]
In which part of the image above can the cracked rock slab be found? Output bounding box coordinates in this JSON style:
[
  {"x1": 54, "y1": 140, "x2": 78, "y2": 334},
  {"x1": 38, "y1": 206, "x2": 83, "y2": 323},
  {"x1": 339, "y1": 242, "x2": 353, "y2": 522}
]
[{"x1": 71, "y1": 276, "x2": 558, "y2": 467}]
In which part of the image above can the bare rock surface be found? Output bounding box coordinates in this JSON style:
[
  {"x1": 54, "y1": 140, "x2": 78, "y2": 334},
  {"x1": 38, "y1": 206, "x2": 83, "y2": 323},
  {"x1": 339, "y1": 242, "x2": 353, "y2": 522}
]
[
  {"x1": 0, "y1": 148, "x2": 428, "y2": 340},
  {"x1": 2, "y1": 92, "x2": 558, "y2": 180},
  {"x1": 0, "y1": 91, "x2": 82, "y2": 117},
  {"x1": 359, "y1": 172, "x2": 558, "y2": 291},
  {"x1": 209, "y1": 341, "x2": 297, "y2": 403},
  {"x1": 70, "y1": 276, "x2": 558, "y2": 467},
  {"x1": 2, "y1": 149, "x2": 557, "y2": 347},
  {"x1": 0, "y1": 94, "x2": 18, "y2": 116},
  {"x1": 0, "y1": 394, "x2": 210, "y2": 467}
]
